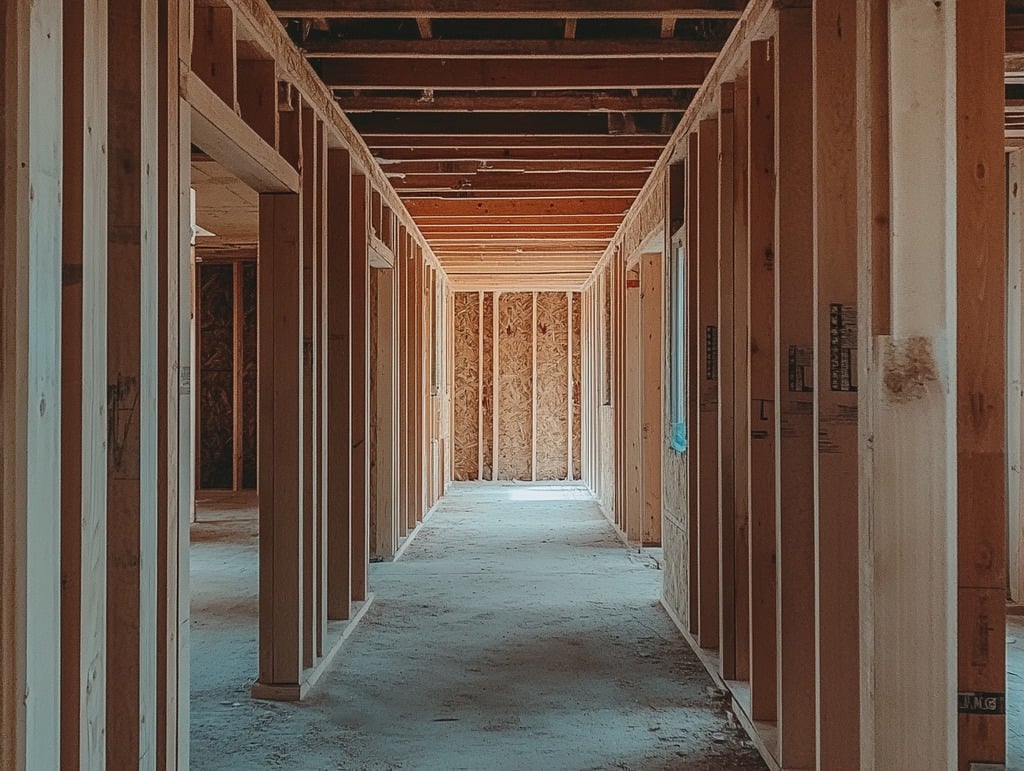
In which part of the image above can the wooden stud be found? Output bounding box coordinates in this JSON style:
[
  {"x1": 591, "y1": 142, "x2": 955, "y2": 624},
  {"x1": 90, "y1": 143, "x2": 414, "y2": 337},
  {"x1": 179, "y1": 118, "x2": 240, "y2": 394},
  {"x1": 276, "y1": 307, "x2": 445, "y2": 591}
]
[
  {"x1": 106, "y1": 0, "x2": 159, "y2": 763},
  {"x1": 492, "y1": 290, "x2": 500, "y2": 480},
  {"x1": 372, "y1": 263, "x2": 398, "y2": 557},
  {"x1": 1009, "y1": 150, "x2": 1024, "y2": 605},
  {"x1": 478, "y1": 291, "x2": 485, "y2": 480},
  {"x1": 812, "y1": 1, "x2": 860, "y2": 765},
  {"x1": 191, "y1": 5, "x2": 237, "y2": 109},
  {"x1": 0, "y1": 1, "x2": 64, "y2": 767},
  {"x1": 350, "y1": 174, "x2": 370, "y2": 601},
  {"x1": 717, "y1": 82, "x2": 737, "y2": 679},
  {"x1": 686, "y1": 131, "x2": 700, "y2": 637},
  {"x1": 731, "y1": 74, "x2": 750, "y2": 683},
  {"x1": 696, "y1": 117, "x2": 720, "y2": 650},
  {"x1": 532, "y1": 292, "x2": 539, "y2": 482},
  {"x1": 567, "y1": 291, "x2": 574, "y2": 480},
  {"x1": 301, "y1": 106, "x2": 317, "y2": 670},
  {"x1": 60, "y1": 0, "x2": 110, "y2": 766},
  {"x1": 236, "y1": 59, "x2": 278, "y2": 150},
  {"x1": 956, "y1": 3, "x2": 1006, "y2": 766},
  {"x1": 859, "y1": 0, "x2": 957, "y2": 765},
  {"x1": 256, "y1": 192, "x2": 304, "y2": 693},
  {"x1": 774, "y1": 9, "x2": 816, "y2": 767},
  {"x1": 747, "y1": 36, "x2": 777, "y2": 725},
  {"x1": 326, "y1": 148, "x2": 352, "y2": 621}
]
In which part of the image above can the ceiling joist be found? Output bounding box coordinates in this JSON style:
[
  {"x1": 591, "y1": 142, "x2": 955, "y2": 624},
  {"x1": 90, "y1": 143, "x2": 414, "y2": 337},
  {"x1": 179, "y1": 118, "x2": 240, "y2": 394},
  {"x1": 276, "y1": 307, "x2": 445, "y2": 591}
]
[
  {"x1": 269, "y1": 0, "x2": 745, "y2": 19},
  {"x1": 304, "y1": 38, "x2": 720, "y2": 58}
]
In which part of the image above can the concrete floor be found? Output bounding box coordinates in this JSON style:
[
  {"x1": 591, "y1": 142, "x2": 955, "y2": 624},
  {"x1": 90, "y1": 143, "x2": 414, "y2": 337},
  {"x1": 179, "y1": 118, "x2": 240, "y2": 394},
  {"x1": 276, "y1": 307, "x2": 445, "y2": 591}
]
[{"x1": 190, "y1": 483, "x2": 764, "y2": 770}]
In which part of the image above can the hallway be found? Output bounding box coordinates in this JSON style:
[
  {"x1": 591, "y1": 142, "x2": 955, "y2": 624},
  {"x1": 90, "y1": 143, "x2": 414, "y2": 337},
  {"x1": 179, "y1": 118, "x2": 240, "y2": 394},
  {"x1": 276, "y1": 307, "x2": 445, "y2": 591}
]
[{"x1": 191, "y1": 484, "x2": 763, "y2": 770}]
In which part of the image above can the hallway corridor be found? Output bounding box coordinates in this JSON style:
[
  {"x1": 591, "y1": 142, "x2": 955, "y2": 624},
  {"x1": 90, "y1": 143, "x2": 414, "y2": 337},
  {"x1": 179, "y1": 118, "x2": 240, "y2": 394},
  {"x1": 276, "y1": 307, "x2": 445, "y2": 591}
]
[{"x1": 191, "y1": 484, "x2": 763, "y2": 770}]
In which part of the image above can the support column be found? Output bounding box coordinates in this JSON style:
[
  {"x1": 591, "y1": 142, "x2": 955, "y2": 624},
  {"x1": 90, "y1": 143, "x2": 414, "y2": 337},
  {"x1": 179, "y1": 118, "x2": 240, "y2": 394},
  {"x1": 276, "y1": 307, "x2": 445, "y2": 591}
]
[
  {"x1": 255, "y1": 192, "x2": 304, "y2": 696},
  {"x1": 955, "y1": 3, "x2": 1006, "y2": 767},
  {"x1": 351, "y1": 174, "x2": 370, "y2": 601},
  {"x1": 326, "y1": 149, "x2": 352, "y2": 621},
  {"x1": 0, "y1": 1, "x2": 64, "y2": 767},
  {"x1": 774, "y1": 8, "x2": 815, "y2": 768},
  {"x1": 107, "y1": 0, "x2": 160, "y2": 765},
  {"x1": 641, "y1": 251, "x2": 663, "y2": 546},
  {"x1": 61, "y1": 0, "x2": 109, "y2": 766},
  {"x1": 747, "y1": 36, "x2": 777, "y2": 725},
  {"x1": 811, "y1": 1, "x2": 859, "y2": 766},
  {"x1": 686, "y1": 131, "x2": 700, "y2": 636},
  {"x1": 696, "y1": 117, "x2": 720, "y2": 650},
  {"x1": 858, "y1": 0, "x2": 956, "y2": 766}
]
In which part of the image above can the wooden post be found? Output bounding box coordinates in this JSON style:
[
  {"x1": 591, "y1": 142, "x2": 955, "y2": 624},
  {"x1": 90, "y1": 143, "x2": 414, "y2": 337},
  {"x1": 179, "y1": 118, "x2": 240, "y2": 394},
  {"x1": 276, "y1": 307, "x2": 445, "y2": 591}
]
[
  {"x1": 747, "y1": 37, "x2": 777, "y2": 724},
  {"x1": 696, "y1": 117, "x2": 720, "y2": 650},
  {"x1": 625, "y1": 272, "x2": 642, "y2": 543},
  {"x1": 478, "y1": 291, "x2": 485, "y2": 480},
  {"x1": 372, "y1": 263, "x2": 398, "y2": 557},
  {"x1": 1009, "y1": 150, "x2": 1024, "y2": 605},
  {"x1": 567, "y1": 290, "x2": 574, "y2": 480},
  {"x1": 350, "y1": 174, "x2": 370, "y2": 601},
  {"x1": 61, "y1": 0, "x2": 109, "y2": 766},
  {"x1": 191, "y1": 4, "x2": 236, "y2": 109},
  {"x1": 858, "y1": 0, "x2": 956, "y2": 766},
  {"x1": 731, "y1": 75, "x2": 750, "y2": 683},
  {"x1": 717, "y1": 82, "x2": 737, "y2": 678},
  {"x1": 300, "y1": 106, "x2": 318, "y2": 670},
  {"x1": 686, "y1": 130, "x2": 700, "y2": 636},
  {"x1": 157, "y1": 0, "x2": 192, "y2": 765},
  {"x1": 641, "y1": 251, "x2": 663, "y2": 546},
  {"x1": 532, "y1": 291, "x2": 539, "y2": 482},
  {"x1": 812, "y1": 1, "x2": 859, "y2": 765},
  {"x1": 255, "y1": 192, "x2": 304, "y2": 693},
  {"x1": 326, "y1": 148, "x2": 352, "y2": 621},
  {"x1": 106, "y1": 0, "x2": 160, "y2": 764},
  {"x1": 955, "y1": 3, "x2": 1006, "y2": 767},
  {"x1": 774, "y1": 9, "x2": 816, "y2": 767},
  {"x1": 0, "y1": 1, "x2": 64, "y2": 767},
  {"x1": 492, "y1": 290, "x2": 500, "y2": 479}
]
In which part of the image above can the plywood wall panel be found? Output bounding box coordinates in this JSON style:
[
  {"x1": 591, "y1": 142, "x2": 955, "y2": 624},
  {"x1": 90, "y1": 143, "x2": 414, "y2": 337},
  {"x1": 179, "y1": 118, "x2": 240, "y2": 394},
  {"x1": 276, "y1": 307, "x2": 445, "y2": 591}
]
[
  {"x1": 497, "y1": 293, "x2": 534, "y2": 480},
  {"x1": 535, "y1": 292, "x2": 569, "y2": 480},
  {"x1": 453, "y1": 292, "x2": 480, "y2": 480}
]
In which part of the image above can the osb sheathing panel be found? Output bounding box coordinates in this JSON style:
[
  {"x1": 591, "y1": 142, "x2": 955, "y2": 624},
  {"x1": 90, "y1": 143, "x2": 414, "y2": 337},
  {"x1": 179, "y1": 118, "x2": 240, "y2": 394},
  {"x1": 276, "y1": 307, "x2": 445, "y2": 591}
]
[
  {"x1": 572, "y1": 293, "x2": 582, "y2": 480},
  {"x1": 535, "y1": 292, "x2": 569, "y2": 480},
  {"x1": 599, "y1": 405, "x2": 615, "y2": 515},
  {"x1": 481, "y1": 293, "x2": 494, "y2": 479},
  {"x1": 453, "y1": 292, "x2": 480, "y2": 480},
  {"x1": 369, "y1": 268, "x2": 379, "y2": 551},
  {"x1": 662, "y1": 515, "x2": 688, "y2": 624},
  {"x1": 498, "y1": 293, "x2": 533, "y2": 481},
  {"x1": 199, "y1": 263, "x2": 234, "y2": 490}
]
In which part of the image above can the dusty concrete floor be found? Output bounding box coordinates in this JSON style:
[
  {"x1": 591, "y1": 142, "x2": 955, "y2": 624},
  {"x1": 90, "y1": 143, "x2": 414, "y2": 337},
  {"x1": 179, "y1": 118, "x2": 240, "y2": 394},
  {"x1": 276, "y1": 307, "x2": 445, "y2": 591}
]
[{"x1": 190, "y1": 483, "x2": 765, "y2": 770}]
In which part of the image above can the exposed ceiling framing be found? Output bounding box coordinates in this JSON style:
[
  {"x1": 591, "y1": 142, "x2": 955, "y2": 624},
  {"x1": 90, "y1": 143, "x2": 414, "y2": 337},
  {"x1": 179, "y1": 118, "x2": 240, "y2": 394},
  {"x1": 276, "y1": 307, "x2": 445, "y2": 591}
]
[{"x1": 269, "y1": 0, "x2": 745, "y2": 289}]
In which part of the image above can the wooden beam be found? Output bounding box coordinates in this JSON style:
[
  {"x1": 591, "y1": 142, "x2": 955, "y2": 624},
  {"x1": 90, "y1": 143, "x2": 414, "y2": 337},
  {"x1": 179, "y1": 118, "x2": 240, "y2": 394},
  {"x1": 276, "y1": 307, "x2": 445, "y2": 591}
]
[
  {"x1": 184, "y1": 70, "x2": 300, "y2": 193},
  {"x1": 326, "y1": 149, "x2": 353, "y2": 621},
  {"x1": 400, "y1": 189, "x2": 643, "y2": 200},
  {"x1": 956, "y1": 2, "x2": 1007, "y2": 767},
  {"x1": 747, "y1": 36, "x2": 776, "y2": 726},
  {"x1": 416, "y1": 16, "x2": 432, "y2": 38},
  {"x1": 403, "y1": 197, "x2": 632, "y2": 218},
  {"x1": 384, "y1": 159, "x2": 656, "y2": 174},
  {"x1": 339, "y1": 92, "x2": 691, "y2": 114},
  {"x1": 695, "y1": 117, "x2": 719, "y2": 650},
  {"x1": 351, "y1": 113, "x2": 678, "y2": 135},
  {"x1": 309, "y1": 38, "x2": 719, "y2": 58},
  {"x1": 685, "y1": 132, "x2": 700, "y2": 637},
  {"x1": 373, "y1": 146, "x2": 663, "y2": 162},
  {"x1": 107, "y1": 0, "x2": 159, "y2": 763},
  {"x1": 255, "y1": 192, "x2": 304, "y2": 693},
  {"x1": 350, "y1": 175, "x2": 370, "y2": 601},
  {"x1": 391, "y1": 171, "x2": 650, "y2": 192},
  {"x1": 318, "y1": 58, "x2": 713, "y2": 90},
  {"x1": 269, "y1": 0, "x2": 746, "y2": 18},
  {"x1": 812, "y1": 1, "x2": 859, "y2": 765},
  {"x1": 365, "y1": 133, "x2": 668, "y2": 148}
]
